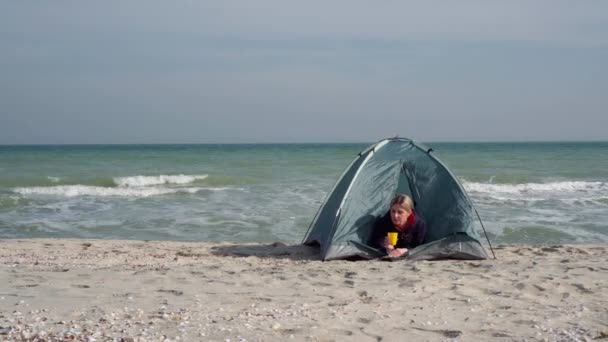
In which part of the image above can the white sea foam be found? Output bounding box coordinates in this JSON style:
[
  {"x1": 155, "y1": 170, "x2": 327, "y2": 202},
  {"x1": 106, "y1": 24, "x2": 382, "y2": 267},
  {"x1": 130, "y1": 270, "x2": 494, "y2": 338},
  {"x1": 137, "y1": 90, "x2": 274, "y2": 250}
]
[
  {"x1": 113, "y1": 174, "x2": 208, "y2": 187},
  {"x1": 47, "y1": 176, "x2": 61, "y2": 183},
  {"x1": 13, "y1": 185, "x2": 201, "y2": 198},
  {"x1": 200, "y1": 187, "x2": 235, "y2": 191},
  {"x1": 463, "y1": 181, "x2": 607, "y2": 196}
]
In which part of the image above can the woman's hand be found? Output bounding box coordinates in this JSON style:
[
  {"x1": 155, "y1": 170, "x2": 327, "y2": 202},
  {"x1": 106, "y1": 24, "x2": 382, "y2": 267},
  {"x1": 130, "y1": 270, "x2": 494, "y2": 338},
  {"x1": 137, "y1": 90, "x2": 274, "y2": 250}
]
[
  {"x1": 382, "y1": 237, "x2": 395, "y2": 251},
  {"x1": 383, "y1": 238, "x2": 407, "y2": 257},
  {"x1": 388, "y1": 248, "x2": 408, "y2": 258},
  {"x1": 382, "y1": 237, "x2": 394, "y2": 251}
]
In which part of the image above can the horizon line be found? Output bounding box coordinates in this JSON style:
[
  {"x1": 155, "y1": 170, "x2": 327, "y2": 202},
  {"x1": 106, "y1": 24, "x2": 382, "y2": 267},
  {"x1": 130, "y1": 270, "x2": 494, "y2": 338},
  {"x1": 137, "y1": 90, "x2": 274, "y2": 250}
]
[{"x1": 1, "y1": 139, "x2": 607, "y2": 146}]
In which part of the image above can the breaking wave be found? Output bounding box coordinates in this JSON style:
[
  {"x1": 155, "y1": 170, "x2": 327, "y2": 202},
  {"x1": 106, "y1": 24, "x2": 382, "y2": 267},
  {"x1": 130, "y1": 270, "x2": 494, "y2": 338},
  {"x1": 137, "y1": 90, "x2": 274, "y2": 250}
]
[
  {"x1": 13, "y1": 185, "x2": 201, "y2": 198},
  {"x1": 463, "y1": 180, "x2": 608, "y2": 202},
  {"x1": 464, "y1": 180, "x2": 606, "y2": 194},
  {"x1": 11, "y1": 174, "x2": 219, "y2": 198},
  {"x1": 113, "y1": 174, "x2": 208, "y2": 187}
]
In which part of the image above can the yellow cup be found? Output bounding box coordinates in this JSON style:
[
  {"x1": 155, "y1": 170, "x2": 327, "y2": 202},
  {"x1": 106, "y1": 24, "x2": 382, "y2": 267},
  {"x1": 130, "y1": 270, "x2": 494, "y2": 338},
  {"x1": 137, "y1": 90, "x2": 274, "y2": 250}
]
[{"x1": 387, "y1": 232, "x2": 398, "y2": 246}]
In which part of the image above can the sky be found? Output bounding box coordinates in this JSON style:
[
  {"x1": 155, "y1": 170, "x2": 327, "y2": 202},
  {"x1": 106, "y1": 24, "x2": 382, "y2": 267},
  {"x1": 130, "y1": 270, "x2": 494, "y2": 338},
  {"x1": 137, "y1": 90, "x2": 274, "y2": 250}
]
[{"x1": 1, "y1": 1, "x2": 607, "y2": 144}]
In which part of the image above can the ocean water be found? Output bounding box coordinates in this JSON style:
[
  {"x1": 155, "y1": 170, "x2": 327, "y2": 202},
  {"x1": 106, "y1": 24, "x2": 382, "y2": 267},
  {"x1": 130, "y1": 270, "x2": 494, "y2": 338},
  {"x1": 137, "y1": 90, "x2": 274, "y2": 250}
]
[{"x1": 1, "y1": 142, "x2": 607, "y2": 245}]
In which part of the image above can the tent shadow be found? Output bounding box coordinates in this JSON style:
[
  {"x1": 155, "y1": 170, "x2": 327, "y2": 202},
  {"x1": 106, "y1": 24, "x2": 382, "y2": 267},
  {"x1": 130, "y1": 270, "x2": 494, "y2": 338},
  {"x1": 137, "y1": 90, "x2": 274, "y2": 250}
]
[{"x1": 210, "y1": 242, "x2": 322, "y2": 261}]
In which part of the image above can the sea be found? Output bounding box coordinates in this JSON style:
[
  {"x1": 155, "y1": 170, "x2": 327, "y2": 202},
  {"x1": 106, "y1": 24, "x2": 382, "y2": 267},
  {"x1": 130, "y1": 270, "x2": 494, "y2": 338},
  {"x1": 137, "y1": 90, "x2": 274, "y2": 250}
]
[{"x1": 1, "y1": 142, "x2": 607, "y2": 246}]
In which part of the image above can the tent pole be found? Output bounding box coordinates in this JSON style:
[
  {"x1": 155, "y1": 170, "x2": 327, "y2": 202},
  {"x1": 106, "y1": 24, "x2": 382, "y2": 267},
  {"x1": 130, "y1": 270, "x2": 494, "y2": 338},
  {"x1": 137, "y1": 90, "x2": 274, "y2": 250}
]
[
  {"x1": 301, "y1": 153, "x2": 366, "y2": 244},
  {"x1": 301, "y1": 202, "x2": 324, "y2": 244},
  {"x1": 474, "y1": 208, "x2": 496, "y2": 259}
]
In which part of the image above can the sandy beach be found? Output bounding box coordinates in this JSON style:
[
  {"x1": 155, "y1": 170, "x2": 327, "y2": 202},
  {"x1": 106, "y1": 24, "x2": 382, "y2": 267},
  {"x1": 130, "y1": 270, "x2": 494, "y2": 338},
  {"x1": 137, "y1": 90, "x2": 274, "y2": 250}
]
[{"x1": 0, "y1": 239, "x2": 606, "y2": 341}]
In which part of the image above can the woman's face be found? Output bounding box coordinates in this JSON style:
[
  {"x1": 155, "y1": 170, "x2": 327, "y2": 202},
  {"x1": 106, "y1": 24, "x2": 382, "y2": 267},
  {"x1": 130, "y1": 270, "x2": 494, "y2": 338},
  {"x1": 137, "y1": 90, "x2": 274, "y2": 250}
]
[{"x1": 390, "y1": 204, "x2": 411, "y2": 228}]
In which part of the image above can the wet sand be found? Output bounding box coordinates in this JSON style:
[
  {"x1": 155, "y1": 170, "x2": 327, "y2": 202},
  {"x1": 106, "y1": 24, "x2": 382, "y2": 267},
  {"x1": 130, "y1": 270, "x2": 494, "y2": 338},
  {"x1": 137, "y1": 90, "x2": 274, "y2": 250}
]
[{"x1": 0, "y1": 239, "x2": 607, "y2": 341}]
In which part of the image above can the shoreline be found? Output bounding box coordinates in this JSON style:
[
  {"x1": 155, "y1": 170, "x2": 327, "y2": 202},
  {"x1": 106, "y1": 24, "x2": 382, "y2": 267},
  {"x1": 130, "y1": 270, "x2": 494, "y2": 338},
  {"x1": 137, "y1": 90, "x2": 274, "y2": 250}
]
[{"x1": 1, "y1": 239, "x2": 607, "y2": 341}]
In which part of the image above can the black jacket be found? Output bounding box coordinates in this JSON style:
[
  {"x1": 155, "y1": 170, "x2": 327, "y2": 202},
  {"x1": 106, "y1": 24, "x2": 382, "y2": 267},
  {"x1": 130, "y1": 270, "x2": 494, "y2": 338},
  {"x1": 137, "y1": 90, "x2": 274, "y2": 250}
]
[{"x1": 371, "y1": 211, "x2": 427, "y2": 251}]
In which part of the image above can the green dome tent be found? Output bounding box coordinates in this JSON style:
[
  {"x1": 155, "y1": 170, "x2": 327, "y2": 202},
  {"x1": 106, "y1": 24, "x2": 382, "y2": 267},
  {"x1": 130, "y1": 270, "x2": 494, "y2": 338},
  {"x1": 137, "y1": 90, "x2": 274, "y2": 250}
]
[{"x1": 302, "y1": 137, "x2": 492, "y2": 261}]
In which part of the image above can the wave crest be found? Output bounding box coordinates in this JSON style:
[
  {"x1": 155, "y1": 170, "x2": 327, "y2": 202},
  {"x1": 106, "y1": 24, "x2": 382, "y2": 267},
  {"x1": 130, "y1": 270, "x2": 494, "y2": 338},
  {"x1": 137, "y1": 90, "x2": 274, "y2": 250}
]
[
  {"x1": 463, "y1": 181, "x2": 607, "y2": 195},
  {"x1": 13, "y1": 185, "x2": 201, "y2": 198},
  {"x1": 113, "y1": 174, "x2": 208, "y2": 187}
]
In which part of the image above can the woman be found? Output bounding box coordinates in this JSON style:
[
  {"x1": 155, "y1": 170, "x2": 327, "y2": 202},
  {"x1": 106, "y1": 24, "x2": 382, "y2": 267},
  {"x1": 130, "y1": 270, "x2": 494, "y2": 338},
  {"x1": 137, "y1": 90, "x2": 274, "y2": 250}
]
[{"x1": 372, "y1": 194, "x2": 427, "y2": 258}]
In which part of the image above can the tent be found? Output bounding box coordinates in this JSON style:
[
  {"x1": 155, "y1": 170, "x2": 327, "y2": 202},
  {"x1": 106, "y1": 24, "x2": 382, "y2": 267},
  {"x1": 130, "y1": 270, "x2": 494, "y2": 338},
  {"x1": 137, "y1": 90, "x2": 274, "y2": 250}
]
[{"x1": 302, "y1": 137, "x2": 492, "y2": 261}]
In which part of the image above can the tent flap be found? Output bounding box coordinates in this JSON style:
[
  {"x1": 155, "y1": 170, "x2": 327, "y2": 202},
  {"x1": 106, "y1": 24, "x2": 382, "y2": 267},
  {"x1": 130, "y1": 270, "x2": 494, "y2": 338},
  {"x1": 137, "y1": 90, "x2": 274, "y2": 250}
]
[{"x1": 406, "y1": 234, "x2": 489, "y2": 261}]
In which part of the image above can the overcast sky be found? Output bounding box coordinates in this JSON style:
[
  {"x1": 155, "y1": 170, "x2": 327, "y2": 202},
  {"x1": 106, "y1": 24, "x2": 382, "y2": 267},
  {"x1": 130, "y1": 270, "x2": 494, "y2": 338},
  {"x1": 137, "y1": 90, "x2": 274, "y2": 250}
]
[{"x1": 1, "y1": 1, "x2": 607, "y2": 144}]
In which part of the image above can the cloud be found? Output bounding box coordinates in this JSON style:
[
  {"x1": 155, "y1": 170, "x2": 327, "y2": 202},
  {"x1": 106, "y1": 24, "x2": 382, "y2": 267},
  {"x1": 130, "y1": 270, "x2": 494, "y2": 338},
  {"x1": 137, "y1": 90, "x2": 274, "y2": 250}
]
[
  {"x1": 199, "y1": 1, "x2": 608, "y2": 46},
  {"x1": 2, "y1": 1, "x2": 608, "y2": 46},
  {"x1": 1, "y1": 1, "x2": 607, "y2": 143}
]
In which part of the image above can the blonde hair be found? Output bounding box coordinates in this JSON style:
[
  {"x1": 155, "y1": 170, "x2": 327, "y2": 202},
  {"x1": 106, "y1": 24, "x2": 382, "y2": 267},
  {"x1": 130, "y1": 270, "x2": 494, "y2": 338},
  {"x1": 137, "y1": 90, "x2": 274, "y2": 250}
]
[{"x1": 390, "y1": 194, "x2": 414, "y2": 212}]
